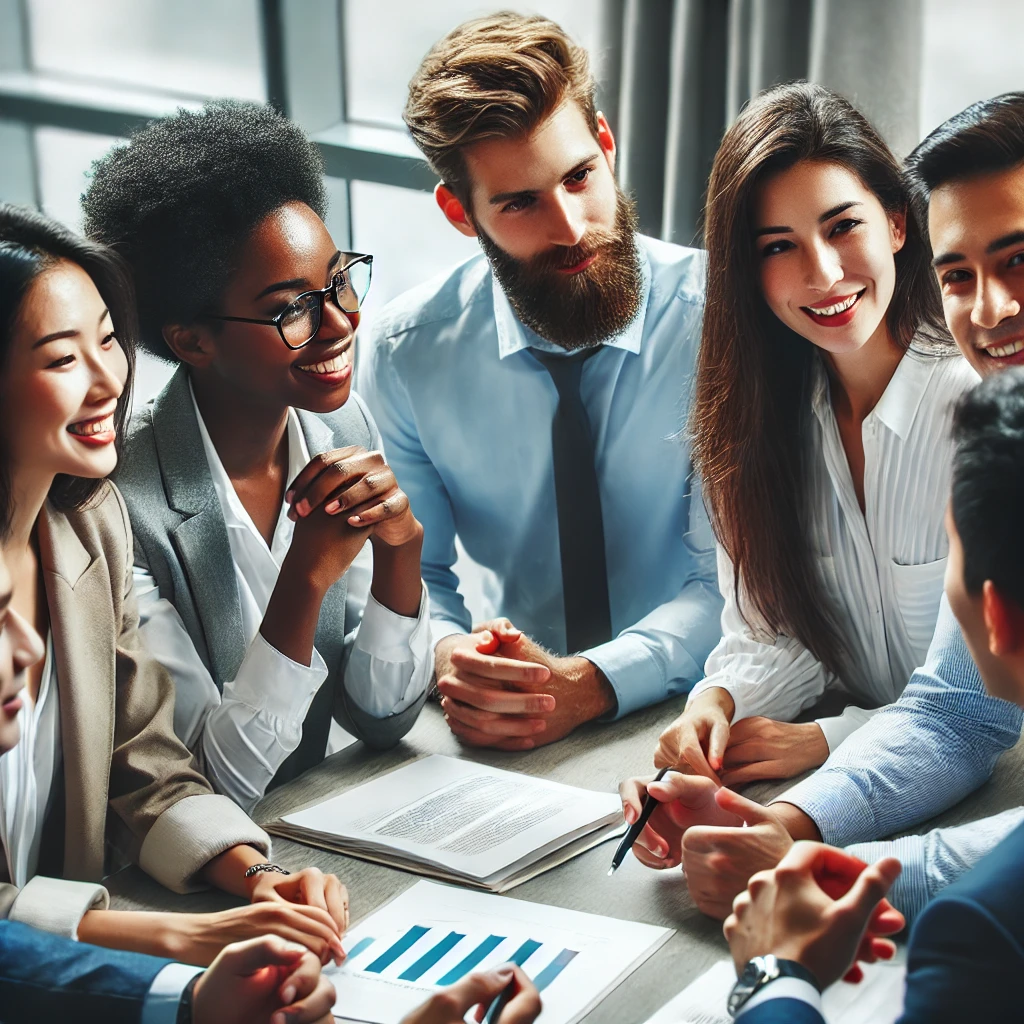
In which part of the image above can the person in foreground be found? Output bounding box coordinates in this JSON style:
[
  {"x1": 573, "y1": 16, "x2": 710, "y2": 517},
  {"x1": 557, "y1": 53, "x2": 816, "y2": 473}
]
[
  {"x1": 656, "y1": 81, "x2": 971, "y2": 787},
  {"x1": 83, "y1": 100, "x2": 430, "y2": 810},
  {"x1": 723, "y1": 367, "x2": 1024, "y2": 1022},
  {"x1": 621, "y1": 91, "x2": 1024, "y2": 923},
  {"x1": 359, "y1": 12, "x2": 722, "y2": 751},
  {"x1": 0, "y1": 203, "x2": 351, "y2": 963},
  {"x1": 0, "y1": 549, "x2": 536, "y2": 1023}
]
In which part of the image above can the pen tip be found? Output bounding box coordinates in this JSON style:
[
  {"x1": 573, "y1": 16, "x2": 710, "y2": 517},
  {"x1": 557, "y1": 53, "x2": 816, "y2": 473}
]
[{"x1": 607, "y1": 867, "x2": 616, "y2": 876}]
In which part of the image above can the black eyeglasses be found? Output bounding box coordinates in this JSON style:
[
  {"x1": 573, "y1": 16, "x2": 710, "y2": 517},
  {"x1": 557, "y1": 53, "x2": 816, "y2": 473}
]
[{"x1": 204, "y1": 252, "x2": 373, "y2": 349}]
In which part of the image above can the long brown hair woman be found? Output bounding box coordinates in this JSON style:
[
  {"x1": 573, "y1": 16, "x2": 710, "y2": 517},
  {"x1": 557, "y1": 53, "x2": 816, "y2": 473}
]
[{"x1": 652, "y1": 82, "x2": 974, "y2": 785}]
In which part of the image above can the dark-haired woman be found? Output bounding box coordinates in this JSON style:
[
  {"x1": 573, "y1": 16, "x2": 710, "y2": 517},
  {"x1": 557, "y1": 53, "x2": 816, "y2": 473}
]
[
  {"x1": 651, "y1": 83, "x2": 977, "y2": 786},
  {"x1": 83, "y1": 101, "x2": 429, "y2": 812},
  {"x1": 0, "y1": 203, "x2": 352, "y2": 964}
]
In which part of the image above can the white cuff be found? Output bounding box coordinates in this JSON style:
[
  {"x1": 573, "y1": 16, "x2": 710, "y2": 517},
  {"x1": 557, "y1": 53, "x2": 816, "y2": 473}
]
[
  {"x1": 138, "y1": 793, "x2": 271, "y2": 893},
  {"x1": 225, "y1": 630, "x2": 328, "y2": 722},
  {"x1": 8, "y1": 876, "x2": 109, "y2": 939},
  {"x1": 355, "y1": 582, "x2": 429, "y2": 661},
  {"x1": 142, "y1": 963, "x2": 204, "y2": 1024},
  {"x1": 815, "y1": 705, "x2": 880, "y2": 754},
  {"x1": 430, "y1": 618, "x2": 467, "y2": 653},
  {"x1": 737, "y1": 976, "x2": 823, "y2": 1017}
]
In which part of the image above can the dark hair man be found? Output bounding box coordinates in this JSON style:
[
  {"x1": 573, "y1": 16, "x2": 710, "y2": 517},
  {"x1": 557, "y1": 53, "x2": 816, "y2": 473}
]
[
  {"x1": 621, "y1": 91, "x2": 1024, "y2": 925},
  {"x1": 723, "y1": 368, "x2": 1024, "y2": 1022},
  {"x1": 358, "y1": 13, "x2": 722, "y2": 749}
]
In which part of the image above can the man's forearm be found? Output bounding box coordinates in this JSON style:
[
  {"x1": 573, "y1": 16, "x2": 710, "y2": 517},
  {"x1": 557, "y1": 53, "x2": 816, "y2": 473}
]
[{"x1": 773, "y1": 802, "x2": 823, "y2": 842}]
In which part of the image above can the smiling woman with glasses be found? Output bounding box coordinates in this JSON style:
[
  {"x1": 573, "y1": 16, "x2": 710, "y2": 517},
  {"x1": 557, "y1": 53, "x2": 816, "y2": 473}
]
[{"x1": 81, "y1": 100, "x2": 430, "y2": 815}]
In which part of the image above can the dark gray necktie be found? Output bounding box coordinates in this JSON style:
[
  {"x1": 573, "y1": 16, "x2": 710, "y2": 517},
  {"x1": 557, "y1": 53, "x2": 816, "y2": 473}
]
[{"x1": 532, "y1": 347, "x2": 612, "y2": 653}]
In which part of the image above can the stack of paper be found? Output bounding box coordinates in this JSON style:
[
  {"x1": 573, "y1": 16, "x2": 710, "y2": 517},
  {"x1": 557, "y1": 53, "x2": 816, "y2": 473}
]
[
  {"x1": 268, "y1": 755, "x2": 624, "y2": 891},
  {"x1": 328, "y1": 879, "x2": 673, "y2": 1024}
]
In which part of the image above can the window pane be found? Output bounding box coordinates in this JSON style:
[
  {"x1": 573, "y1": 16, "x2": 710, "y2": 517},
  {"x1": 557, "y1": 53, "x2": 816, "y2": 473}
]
[
  {"x1": 348, "y1": 179, "x2": 478, "y2": 321},
  {"x1": 344, "y1": 0, "x2": 606, "y2": 128},
  {"x1": 28, "y1": 0, "x2": 266, "y2": 101},
  {"x1": 34, "y1": 126, "x2": 121, "y2": 231},
  {"x1": 921, "y1": 0, "x2": 1024, "y2": 135}
]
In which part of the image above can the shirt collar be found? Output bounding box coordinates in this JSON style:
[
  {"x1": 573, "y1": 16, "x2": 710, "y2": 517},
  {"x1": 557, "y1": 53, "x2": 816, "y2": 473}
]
[
  {"x1": 811, "y1": 348, "x2": 936, "y2": 441},
  {"x1": 189, "y1": 381, "x2": 310, "y2": 530},
  {"x1": 492, "y1": 245, "x2": 652, "y2": 359}
]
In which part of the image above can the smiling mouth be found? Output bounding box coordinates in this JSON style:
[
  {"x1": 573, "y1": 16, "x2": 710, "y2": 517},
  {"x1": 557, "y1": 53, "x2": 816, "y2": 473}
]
[
  {"x1": 67, "y1": 412, "x2": 116, "y2": 444},
  {"x1": 558, "y1": 253, "x2": 598, "y2": 275},
  {"x1": 294, "y1": 344, "x2": 353, "y2": 382},
  {"x1": 979, "y1": 338, "x2": 1024, "y2": 359},
  {"x1": 803, "y1": 291, "x2": 864, "y2": 317}
]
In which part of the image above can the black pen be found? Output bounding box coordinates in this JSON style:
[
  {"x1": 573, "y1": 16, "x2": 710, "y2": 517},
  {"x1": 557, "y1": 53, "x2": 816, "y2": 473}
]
[
  {"x1": 608, "y1": 765, "x2": 671, "y2": 875},
  {"x1": 483, "y1": 975, "x2": 517, "y2": 1024}
]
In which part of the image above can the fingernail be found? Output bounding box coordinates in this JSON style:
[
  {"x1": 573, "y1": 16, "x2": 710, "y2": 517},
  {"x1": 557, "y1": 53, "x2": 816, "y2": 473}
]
[
  {"x1": 348, "y1": 515, "x2": 362, "y2": 524},
  {"x1": 325, "y1": 499, "x2": 340, "y2": 514},
  {"x1": 297, "y1": 499, "x2": 310, "y2": 517},
  {"x1": 272, "y1": 1013, "x2": 286, "y2": 1024},
  {"x1": 494, "y1": 966, "x2": 514, "y2": 980},
  {"x1": 281, "y1": 984, "x2": 296, "y2": 1003},
  {"x1": 624, "y1": 806, "x2": 636, "y2": 825}
]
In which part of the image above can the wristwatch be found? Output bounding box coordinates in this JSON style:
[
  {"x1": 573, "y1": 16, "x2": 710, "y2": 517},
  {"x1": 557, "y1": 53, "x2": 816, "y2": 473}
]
[
  {"x1": 728, "y1": 954, "x2": 820, "y2": 1017},
  {"x1": 244, "y1": 862, "x2": 292, "y2": 880}
]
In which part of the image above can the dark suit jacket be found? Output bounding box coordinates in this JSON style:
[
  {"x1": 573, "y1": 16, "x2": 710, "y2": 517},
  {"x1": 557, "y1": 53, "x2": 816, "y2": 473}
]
[
  {"x1": 742, "y1": 820, "x2": 1024, "y2": 1022},
  {"x1": 0, "y1": 920, "x2": 173, "y2": 1023}
]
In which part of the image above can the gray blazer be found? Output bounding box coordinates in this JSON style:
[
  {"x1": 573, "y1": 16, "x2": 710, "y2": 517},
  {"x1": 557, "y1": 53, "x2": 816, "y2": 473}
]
[{"x1": 113, "y1": 365, "x2": 425, "y2": 786}]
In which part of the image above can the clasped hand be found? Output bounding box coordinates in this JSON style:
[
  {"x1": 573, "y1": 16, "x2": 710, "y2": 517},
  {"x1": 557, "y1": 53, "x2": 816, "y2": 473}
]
[
  {"x1": 435, "y1": 619, "x2": 615, "y2": 751},
  {"x1": 724, "y1": 842, "x2": 904, "y2": 988},
  {"x1": 654, "y1": 688, "x2": 830, "y2": 785}
]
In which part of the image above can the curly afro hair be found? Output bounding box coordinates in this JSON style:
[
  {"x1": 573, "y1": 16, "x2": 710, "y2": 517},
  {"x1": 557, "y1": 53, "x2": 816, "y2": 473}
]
[{"x1": 82, "y1": 99, "x2": 327, "y2": 362}]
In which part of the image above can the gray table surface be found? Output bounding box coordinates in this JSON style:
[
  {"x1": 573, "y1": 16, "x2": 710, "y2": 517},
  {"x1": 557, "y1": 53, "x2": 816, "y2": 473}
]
[{"x1": 106, "y1": 700, "x2": 1024, "y2": 1023}]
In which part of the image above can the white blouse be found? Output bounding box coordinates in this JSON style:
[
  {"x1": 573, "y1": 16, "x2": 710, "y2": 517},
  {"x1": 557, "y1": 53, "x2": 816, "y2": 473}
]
[
  {"x1": 689, "y1": 350, "x2": 979, "y2": 752},
  {"x1": 134, "y1": 393, "x2": 432, "y2": 812},
  {"x1": 0, "y1": 634, "x2": 60, "y2": 887}
]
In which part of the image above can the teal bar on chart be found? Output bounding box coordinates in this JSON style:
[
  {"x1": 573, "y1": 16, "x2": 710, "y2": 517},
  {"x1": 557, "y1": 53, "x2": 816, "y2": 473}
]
[
  {"x1": 399, "y1": 931, "x2": 466, "y2": 981},
  {"x1": 533, "y1": 948, "x2": 578, "y2": 991},
  {"x1": 436, "y1": 935, "x2": 507, "y2": 985},
  {"x1": 365, "y1": 925, "x2": 430, "y2": 973},
  {"x1": 346, "y1": 936, "x2": 375, "y2": 960},
  {"x1": 508, "y1": 939, "x2": 543, "y2": 967}
]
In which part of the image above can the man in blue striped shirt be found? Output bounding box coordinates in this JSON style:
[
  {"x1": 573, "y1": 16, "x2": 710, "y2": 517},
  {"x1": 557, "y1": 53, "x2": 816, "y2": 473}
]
[{"x1": 623, "y1": 91, "x2": 1024, "y2": 926}]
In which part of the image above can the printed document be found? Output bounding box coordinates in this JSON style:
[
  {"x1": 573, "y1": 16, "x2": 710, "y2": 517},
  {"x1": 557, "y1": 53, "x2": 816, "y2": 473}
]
[
  {"x1": 268, "y1": 755, "x2": 624, "y2": 891},
  {"x1": 329, "y1": 879, "x2": 673, "y2": 1024}
]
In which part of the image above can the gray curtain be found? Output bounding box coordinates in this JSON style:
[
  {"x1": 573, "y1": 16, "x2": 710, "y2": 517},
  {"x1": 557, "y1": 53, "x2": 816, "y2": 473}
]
[{"x1": 598, "y1": 0, "x2": 923, "y2": 246}]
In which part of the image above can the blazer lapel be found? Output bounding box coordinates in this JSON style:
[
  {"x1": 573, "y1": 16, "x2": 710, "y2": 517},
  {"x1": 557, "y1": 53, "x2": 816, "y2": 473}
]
[
  {"x1": 38, "y1": 504, "x2": 113, "y2": 882},
  {"x1": 152, "y1": 367, "x2": 245, "y2": 687}
]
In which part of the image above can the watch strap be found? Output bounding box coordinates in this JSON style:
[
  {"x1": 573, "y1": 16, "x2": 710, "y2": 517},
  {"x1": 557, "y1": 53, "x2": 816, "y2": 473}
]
[{"x1": 177, "y1": 972, "x2": 200, "y2": 1024}]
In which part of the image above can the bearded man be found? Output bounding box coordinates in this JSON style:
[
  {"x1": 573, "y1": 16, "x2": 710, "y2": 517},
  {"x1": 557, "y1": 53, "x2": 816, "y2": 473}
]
[{"x1": 358, "y1": 12, "x2": 722, "y2": 750}]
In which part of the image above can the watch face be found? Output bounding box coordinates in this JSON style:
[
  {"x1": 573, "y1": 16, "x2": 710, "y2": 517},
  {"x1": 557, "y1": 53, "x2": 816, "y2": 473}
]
[{"x1": 727, "y1": 956, "x2": 778, "y2": 1017}]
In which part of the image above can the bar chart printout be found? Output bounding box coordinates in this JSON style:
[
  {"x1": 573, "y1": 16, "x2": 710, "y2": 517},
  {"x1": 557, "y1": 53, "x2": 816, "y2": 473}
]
[{"x1": 329, "y1": 881, "x2": 673, "y2": 1024}]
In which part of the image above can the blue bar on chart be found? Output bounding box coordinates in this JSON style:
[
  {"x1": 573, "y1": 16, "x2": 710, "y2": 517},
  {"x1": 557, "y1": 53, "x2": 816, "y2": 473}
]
[
  {"x1": 436, "y1": 935, "x2": 508, "y2": 985},
  {"x1": 365, "y1": 926, "x2": 430, "y2": 973},
  {"x1": 508, "y1": 939, "x2": 543, "y2": 967},
  {"x1": 399, "y1": 931, "x2": 466, "y2": 981},
  {"x1": 346, "y1": 936, "x2": 375, "y2": 961},
  {"x1": 533, "y1": 949, "x2": 579, "y2": 991}
]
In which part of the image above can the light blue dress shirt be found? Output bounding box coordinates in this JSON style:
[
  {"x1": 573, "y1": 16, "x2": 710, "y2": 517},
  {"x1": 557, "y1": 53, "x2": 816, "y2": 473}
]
[
  {"x1": 142, "y1": 962, "x2": 202, "y2": 1023},
  {"x1": 359, "y1": 236, "x2": 723, "y2": 717},
  {"x1": 779, "y1": 594, "x2": 1024, "y2": 922}
]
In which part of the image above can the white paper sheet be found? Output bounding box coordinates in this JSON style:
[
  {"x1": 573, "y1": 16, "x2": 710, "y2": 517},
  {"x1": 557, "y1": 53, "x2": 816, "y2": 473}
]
[
  {"x1": 643, "y1": 959, "x2": 906, "y2": 1024},
  {"x1": 277, "y1": 755, "x2": 622, "y2": 888},
  {"x1": 328, "y1": 880, "x2": 673, "y2": 1024}
]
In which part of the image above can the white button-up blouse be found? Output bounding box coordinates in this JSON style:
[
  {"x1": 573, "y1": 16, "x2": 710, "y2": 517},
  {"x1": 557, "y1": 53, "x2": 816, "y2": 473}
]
[{"x1": 688, "y1": 349, "x2": 979, "y2": 752}]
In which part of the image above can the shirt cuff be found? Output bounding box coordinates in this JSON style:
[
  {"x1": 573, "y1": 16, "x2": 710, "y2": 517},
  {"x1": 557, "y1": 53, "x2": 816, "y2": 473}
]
[
  {"x1": 355, "y1": 583, "x2": 429, "y2": 660},
  {"x1": 8, "y1": 876, "x2": 109, "y2": 939},
  {"x1": 815, "y1": 706, "x2": 878, "y2": 753},
  {"x1": 737, "y1": 977, "x2": 823, "y2": 1017},
  {"x1": 142, "y1": 963, "x2": 204, "y2": 1024},
  {"x1": 431, "y1": 618, "x2": 467, "y2": 653},
  {"x1": 771, "y1": 769, "x2": 877, "y2": 848},
  {"x1": 846, "y1": 833, "x2": 931, "y2": 923},
  {"x1": 584, "y1": 633, "x2": 665, "y2": 719},
  {"x1": 225, "y1": 630, "x2": 328, "y2": 722}
]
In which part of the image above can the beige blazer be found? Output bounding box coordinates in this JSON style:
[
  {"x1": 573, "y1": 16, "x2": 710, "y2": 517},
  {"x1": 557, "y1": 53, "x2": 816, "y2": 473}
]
[{"x1": 0, "y1": 482, "x2": 269, "y2": 936}]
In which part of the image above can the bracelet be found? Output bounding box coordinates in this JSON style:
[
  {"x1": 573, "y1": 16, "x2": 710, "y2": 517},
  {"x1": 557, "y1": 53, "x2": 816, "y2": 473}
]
[{"x1": 244, "y1": 862, "x2": 292, "y2": 880}]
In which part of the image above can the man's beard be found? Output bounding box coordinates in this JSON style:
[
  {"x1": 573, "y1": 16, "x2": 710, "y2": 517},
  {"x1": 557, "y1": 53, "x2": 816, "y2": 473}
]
[{"x1": 477, "y1": 187, "x2": 643, "y2": 351}]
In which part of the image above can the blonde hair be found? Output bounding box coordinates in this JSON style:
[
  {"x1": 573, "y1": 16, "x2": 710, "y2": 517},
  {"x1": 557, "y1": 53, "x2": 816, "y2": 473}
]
[{"x1": 404, "y1": 11, "x2": 598, "y2": 204}]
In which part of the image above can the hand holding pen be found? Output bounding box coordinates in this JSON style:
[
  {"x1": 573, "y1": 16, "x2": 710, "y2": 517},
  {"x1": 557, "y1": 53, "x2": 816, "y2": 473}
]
[{"x1": 399, "y1": 965, "x2": 540, "y2": 1024}]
